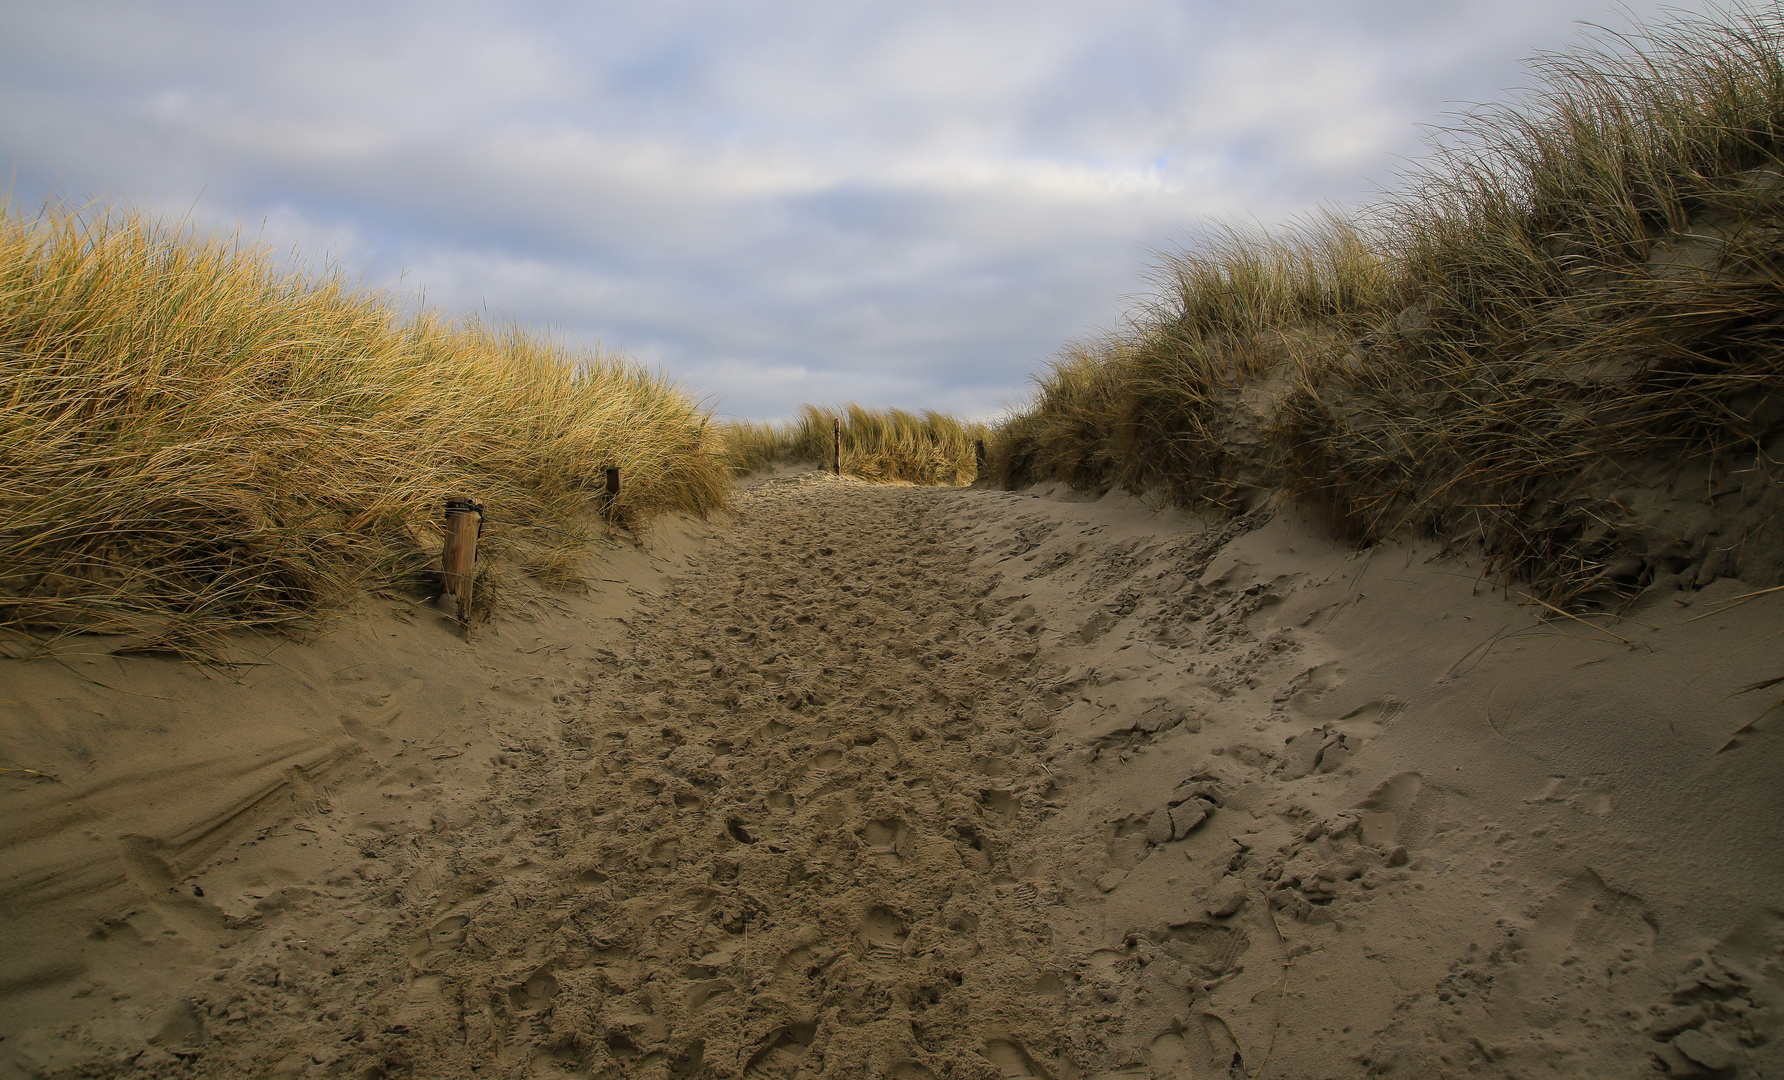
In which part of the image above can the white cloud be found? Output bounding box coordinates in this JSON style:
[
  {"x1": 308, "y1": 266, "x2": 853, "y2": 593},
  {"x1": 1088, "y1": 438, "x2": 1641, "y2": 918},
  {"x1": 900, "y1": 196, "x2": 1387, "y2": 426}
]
[{"x1": 0, "y1": 0, "x2": 1734, "y2": 422}]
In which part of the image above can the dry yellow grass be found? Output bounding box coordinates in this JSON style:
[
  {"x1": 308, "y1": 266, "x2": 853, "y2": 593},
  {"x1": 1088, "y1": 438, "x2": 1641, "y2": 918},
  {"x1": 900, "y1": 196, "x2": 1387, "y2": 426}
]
[
  {"x1": 990, "y1": 6, "x2": 1784, "y2": 604},
  {"x1": 723, "y1": 404, "x2": 990, "y2": 486},
  {"x1": 0, "y1": 201, "x2": 730, "y2": 658}
]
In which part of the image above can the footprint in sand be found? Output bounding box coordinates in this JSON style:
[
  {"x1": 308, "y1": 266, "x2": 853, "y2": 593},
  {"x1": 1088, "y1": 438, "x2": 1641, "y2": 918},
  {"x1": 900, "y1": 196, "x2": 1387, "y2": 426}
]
[
  {"x1": 1510, "y1": 868, "x2": 1655, "y2": 1027},
  {"x1": 905, "y1": 777, "x2": 943, "y2": 813},
  {"x1": 979, "y1": 789, "x2": 1018, "y2": 820},
  {"x1": 1147, "y1": 1014, "x2": 1243, "y2": 1079},
  {"x1": 390, "y1": 978, "x2": 449, "y2": 1028},
  {"x1": 955, "y1": 824, "x2": 994, "y2": 871},
  {"x1": 406, "y1": 914, "x2": 471, "y2": 970},
  {"x1": 1277, "y1": 725, "x2": 1361, "y2": 780},
  {"x1": 605, "y1": 1032, "x2": 645, "y2": 1062},
  {"x1": 430, "y1": 914, "x2": 470, "y2": 945},
  {"x1": 1355, "y1": 771, "x2": 1444, "y2": 849},
  {"x1": 731, "y1": 853, "x2": 788, "y2": 899},
  {"x1": 859, "y1": 905, "x2": 910, "y2": 959},
  {"x1": 144, "y1": 999, "x2": 206, "y2": 1050},
  {"x1": 1283, "y1": 661, "x2": 1345, "y2": 711},
  {"x1": 863, "y1": 816, "x2": 907, "y2": 852},
  {"x1": 669, "y1": 1038, "x2": 708, "y2": 1077},
  {"x1": 1154, "y1": 921, "x2": 1249, "y2": 980},
  {"x1": 527, "y1": 1045, "x2": 587, "y2": 1077},
  {"x1": 686, "y1": 978, "x2": 734, "y2": 1013},
  {"x1": 982, "y1": 1038, "x2": 1052, "y2": 1078},
  {"x1": 742, "y1": 1023, "x2": 817, "y2": 1078},
  {"x1": 509, "y1": 969, "x2": 558, "y2": 1013},
  {"x1": 1333, "y1": 697, "x2": 1402, "y2": 737},
  {"x1": 116, "y1": 834, "x2": 233, "y2": 948}
]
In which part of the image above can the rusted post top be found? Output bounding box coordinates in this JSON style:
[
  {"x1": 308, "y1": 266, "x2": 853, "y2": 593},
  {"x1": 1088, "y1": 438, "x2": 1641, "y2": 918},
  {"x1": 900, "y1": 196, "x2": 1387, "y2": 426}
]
[{"x1": 445, "y1": 496, "x2": 485, "y2": 535}]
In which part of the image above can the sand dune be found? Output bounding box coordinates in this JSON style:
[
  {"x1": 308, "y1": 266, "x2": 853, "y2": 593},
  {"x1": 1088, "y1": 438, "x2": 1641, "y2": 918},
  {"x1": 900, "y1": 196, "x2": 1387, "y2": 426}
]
[
  {"x1": 2, "y1": 468, "x2": 1780, "y2": 1078},
  {"x1": 950, "y1": 481, "x2": 1782, "y2": 1078}
]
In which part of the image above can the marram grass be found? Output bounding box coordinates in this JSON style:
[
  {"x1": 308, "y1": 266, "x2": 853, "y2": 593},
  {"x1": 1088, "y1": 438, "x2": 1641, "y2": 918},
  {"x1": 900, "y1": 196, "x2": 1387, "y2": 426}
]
[
  {"x1": 990, "y1": 5, "x2": 1784, "y2": 605},
  {"x1": 723, "y1": 404, "x2": 990, "y2": 486},
  {"x1": 0, "y1": 201, "x2": 730, "y2": 658}
]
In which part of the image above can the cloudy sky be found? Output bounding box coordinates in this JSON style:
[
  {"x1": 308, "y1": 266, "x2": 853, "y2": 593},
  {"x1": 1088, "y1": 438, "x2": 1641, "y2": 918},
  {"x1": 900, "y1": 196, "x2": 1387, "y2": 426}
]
[{"x1": 1, "y1": 0, "x2": 1723, "y2": 421}]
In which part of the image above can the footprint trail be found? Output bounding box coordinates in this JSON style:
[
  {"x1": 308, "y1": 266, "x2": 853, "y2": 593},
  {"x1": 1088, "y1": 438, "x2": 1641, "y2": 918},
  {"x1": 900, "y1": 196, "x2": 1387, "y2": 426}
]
[{"x1": 199, "y1": 472, "x2": 1071, "y2": 1079}]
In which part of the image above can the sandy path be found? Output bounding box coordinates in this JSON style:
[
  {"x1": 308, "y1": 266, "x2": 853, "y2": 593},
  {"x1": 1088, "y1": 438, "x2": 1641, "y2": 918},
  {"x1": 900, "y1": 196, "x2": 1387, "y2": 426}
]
[
  {"x1": 196, "y1": 472, "x2": 1069, "y2": 1079},
  {"x1": 8, "y1": 471, "x2": 1780, "y2": 1080}
]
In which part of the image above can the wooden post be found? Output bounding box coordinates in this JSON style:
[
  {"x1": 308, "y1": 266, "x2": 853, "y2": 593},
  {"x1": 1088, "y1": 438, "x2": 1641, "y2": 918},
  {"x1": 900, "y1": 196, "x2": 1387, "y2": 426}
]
[
  {"x1": 595, "y1": 466, "x2": 621, "y2": 521},
  {"x1": 833, "y1": 417, "x2": 842, "y2": 476},
  {"x1": 441, "y1": 497, "x2": 483, "y2": 623},
  {"x1": 975, "y1": 439, "x2": 987, "y2": 470}
]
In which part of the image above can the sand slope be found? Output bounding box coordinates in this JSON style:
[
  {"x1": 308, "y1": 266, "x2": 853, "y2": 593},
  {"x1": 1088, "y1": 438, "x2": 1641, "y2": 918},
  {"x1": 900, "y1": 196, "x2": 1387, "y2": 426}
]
[
  {"x1": 0, "y1": 513, "x2": 719, "y2": 1076},
  {"x1": 2, "y1": 470, "x2": 1781, "y2": 1078},
  {"x1": 950, "y1": 483, "x2": 1784, "y2": 1079}
]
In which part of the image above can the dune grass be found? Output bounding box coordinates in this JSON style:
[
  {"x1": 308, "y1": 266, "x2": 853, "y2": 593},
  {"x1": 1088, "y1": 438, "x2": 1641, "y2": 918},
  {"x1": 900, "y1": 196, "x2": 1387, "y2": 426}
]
[
  {"x1": 723, "y1": 403, "x2": 991, "y2": 486},
  {"x1": 719, "y1": 420, "x2": 785, "y2": 478},
  {"x1": 989, "y1": 5, "x2": 1784, "y2": 603},
  {"x1": 0, "y1": 201, "x2": 730, "y2": 658}
]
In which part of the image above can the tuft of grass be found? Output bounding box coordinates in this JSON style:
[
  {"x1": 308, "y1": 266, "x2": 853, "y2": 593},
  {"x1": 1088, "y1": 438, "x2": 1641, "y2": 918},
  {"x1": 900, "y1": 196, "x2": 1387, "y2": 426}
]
[
  {"x1": 723, "y1": 403, "x2": 991, "y2": 486},
  {"x1": 985, "y1": 334, "x2": 1135, "y2": 492},
  {"x1": 988, "y1": 213, "x2": 1400, "y2": 504},
  {"x1": 718, "y1": 420, "x2": 785, "y2": 477},
  {"x1": 0, "y1": 200, "x2": 730, "y2": 658},
  {"x1": 991, "y1": 5, "x2": 1784, "y2": 604}
]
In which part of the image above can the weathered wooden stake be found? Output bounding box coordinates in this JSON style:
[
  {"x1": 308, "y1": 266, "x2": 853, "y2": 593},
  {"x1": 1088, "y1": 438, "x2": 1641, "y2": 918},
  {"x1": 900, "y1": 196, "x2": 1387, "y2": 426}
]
[
  {"x1": 441, "y1": 498, "x2": 484, "y2": 625},
  {"x1": 833, "y1": 417, "x2": 842, "y2": 476},
  {"x1": 975, "y1": 439, "x2": 987, "y2": 470},
  {"x1": 594, "y1": 466, "x2": 622, "y2": 522}
]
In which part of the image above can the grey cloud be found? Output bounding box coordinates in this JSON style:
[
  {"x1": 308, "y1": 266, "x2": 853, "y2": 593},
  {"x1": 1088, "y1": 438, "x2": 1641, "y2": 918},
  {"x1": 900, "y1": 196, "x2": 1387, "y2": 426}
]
[{"x1": 1, "y1": 0, "x2": 1726, "y2": 421}]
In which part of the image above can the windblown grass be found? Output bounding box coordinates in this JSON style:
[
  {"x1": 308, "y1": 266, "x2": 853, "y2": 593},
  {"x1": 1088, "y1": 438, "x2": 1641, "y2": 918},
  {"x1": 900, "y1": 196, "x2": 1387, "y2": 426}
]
[
  {"x1": 719, "y1": 420, "x2": 784, "y2": 477},
  {"x1": 0, "y1": 201, "x2": 730, "y2": 658},
  {"x1": 723, "y1": 404, "x2": 990, "y2": 486},
  {"x1": 991, "y1": 5, "x2": 1784, "y2": 604}
]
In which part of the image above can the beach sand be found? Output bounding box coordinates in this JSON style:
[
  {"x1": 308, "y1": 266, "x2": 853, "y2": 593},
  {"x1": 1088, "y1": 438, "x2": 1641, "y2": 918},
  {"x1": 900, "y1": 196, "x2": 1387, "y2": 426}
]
[{"x1": 3, "y1": 467, "x2": 1780, "y2": 1078}]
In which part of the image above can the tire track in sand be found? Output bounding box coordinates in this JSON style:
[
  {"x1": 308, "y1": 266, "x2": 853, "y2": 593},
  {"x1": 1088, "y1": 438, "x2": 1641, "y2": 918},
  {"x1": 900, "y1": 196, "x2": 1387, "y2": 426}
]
[{"x1": 207, "y1": 472, "x2": 1070, "y2": 1080}]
